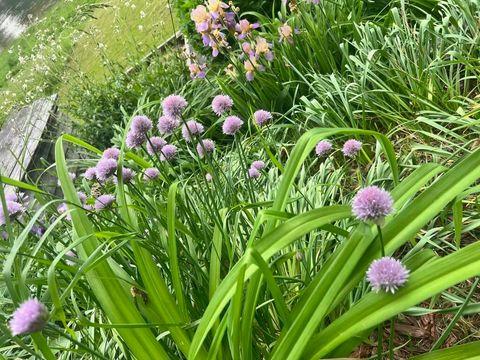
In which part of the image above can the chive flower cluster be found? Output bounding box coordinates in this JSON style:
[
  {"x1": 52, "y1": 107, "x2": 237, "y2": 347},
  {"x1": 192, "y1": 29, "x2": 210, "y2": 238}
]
[
  {"x1": 352, "y1": 186, "x2": 394, "y2": 225},
  {"x1": 9, "y1": 299, "x2": 48, "y2": 336},
  {"x1": 314, "y1": 138, "x2": 363, "y2": 159},
  {"x1": 248, "y1": 160, "x2": 266, "y2": 179},
  {"x1": 367, "y1": 257, "x2": 409, "y2": 294}
]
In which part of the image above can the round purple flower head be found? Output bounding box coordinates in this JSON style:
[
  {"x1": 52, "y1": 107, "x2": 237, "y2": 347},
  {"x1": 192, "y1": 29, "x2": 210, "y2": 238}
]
[
  {"x1": 352, "y1": 186, "x2": 394, "y2": 225},
  {"x1": 254, "y1": 110, "x2": 272, "y2": 126},
  {"x1": 31, "y1": 225, "x2": 45, "y2": 237},
  {"x1": 182, "y1": 120, "x2": 204, "y2": 142},
  {"x1": 160, "y1": 144, "x2": 177, "y2": 161},
  {"x1": 205, "y1": 173, "x2": 213, "y2": 182},
  {"x1": 144, "y1": 168, "x2": 160, "y2": 181},
  {"x1": 95, "y1": 195, "x2": 115, "y2": 211},
  {"x1": 9, "y1": 299, "x2": 48, "y2": 336},
  {"x1": 131, "y1": 115, "x2": 152, "y2": 134},
  {"x1": 342, "y1": 139, "x2": 363, "y2": 158},
  {"x1": 248, "y1": 167, "x2": 260, "y2": 179},
  {"x1": 162, "y1": 95, "x2": 188, "y2": 118},
  {"x1": 212, "y1": 95, "x2": 233, "y2": 116},
  {"x1": 84, "y1": 167, "x2": 97, "y2": 181},
  {"x1": 367, "y1": 256, "x2": 409, "y2": 294},
  {"x1": 196, "y1": 139, "x2": 215, "y2": 158},
  {"x1": 0, "y1": 200, "x2": 24, "y2": 225},
  {"x1": 158, "y1": 115, "x2": 180, "y2": 135},
  {"x1": 222, "y1": 116, "x2": 243, "y2": 135},
  {"x1": 315, "y1": 140, "x2": 333, "y2": 157},
  {"x1": 95, "y1": 158, "x2": 117, "y2": 182},
  {"x1": 77, "y1": 192, "x2": 87, "y2": 204},
  {"x1": 147, "y1": 136, "x2": 167, "y2": 155},
  {"x1": 126, "y1": 130, "x2": 146, "y2": 149},
  {"x1": 114, "y1": 168, "x2": 136, "y2": 184},
  {"x1": 5, "y1": 191, "x2": 18, "y2": 202},
  {"x1": 102, "y1": 147, "x2": 120, "y2": 160},
  {"x1": 251, "y1": 160, "x2": 265, "y2": 170}
]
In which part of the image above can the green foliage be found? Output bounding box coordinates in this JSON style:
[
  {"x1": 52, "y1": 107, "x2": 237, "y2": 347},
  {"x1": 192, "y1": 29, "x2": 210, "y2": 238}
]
[{"x1": 64, "y1": 48, "x2": 205, "y2": 147}]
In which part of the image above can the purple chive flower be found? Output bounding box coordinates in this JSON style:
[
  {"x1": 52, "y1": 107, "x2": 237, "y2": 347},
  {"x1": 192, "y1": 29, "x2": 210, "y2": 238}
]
[
  {"x1": 84, "y1": 167, "x2": 97, "y2": 181},
  {"x1": 30, "y1": 225, "x2": 45, "y2": 237},
  {"x1": 162, "y1": 95, "x2": 188, "y2": 118},
  {"x1": 131, "y1": 115, "x2": 153, "y2": 134},
  {"x1": 315, "y1": 140, "x2": 333, "y2": 157},
  {"x1": 144, "y1": 168, "x2": 160, "y2": 181},
  {"x1": 254, "y1": 110, "x2": 272, "y2": 126},
  {"x1": 352, "y1": 186, "x2": 394, "y2": 225},
  {"x1": 342, "y1": 139, "x2": 363, "y2": 158},
  {"x1": 114, "y1": 168, "x2": 136, "y2": 184},
  {"x1": 182, "y1": 120, "x2": 204, "y2": 142},
  {"x1": 95, "y1": 158, "x2": 117, "y2": 182},
  {"x1": 248, "y1": 167, "x2": 261, "y2": 179},
  {"x1": 5, "y1": 192, "x2": 18, "y2": 201},
  {"x1": 94, "y1": 195, "x2": 115, "y2": 211},
  {"x1": 0, "y1": 200, "x2": 24, "y2": 225},
  {"x1": 158, "y1": 115, "x2": 180, "y2": 135},
  {"x1": 102, "y1": 147, "x2": 120, "y2": 160},
  {"x1": 212, "y1": 95, "x2": 234, "y2": 116},
  {"x1": 251, "y1": 160, "x2": 265, "y2": 170},
  {"x1": 126, "y1": 130, "x2": 146, "y2": 149},
  {"x1": 146, "y1": 136, "x2": 167, "y2": 155},
  {"x1": 9, "y1": 299, "x2": 48, "y2": 336},
  {"x1": 196, "y1": 139, "x2": 215, "y2": 158},
  {"x1": 205, "y1": 173, "x2": 213, "y2": 182},
  {"x1": 222, "y1": 116, "x2": 243, "y2": 135},
  {"x1": 77, "y1": 192, "x2": 87, "y2": 204},
  {"x1": 160, "y1": 144, "x2": 177, "y2": 161},
  {"x1": 367, "y1": 256, "x2": 409, "y2": 294}
]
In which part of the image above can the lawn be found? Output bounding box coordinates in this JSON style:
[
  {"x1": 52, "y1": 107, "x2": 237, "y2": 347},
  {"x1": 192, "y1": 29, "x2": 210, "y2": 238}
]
[{"x1": 0, "y1": 0, "x2": 177, "y2": 124}]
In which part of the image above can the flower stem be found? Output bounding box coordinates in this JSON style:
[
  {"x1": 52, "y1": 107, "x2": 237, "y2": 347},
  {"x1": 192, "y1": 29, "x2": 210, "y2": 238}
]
[
  {"x1": 377, "y1": 225, "x2": 385, "y2": 257},
  {"x1": 377, "y1": 323, "x2": 383, "y2": 360}
]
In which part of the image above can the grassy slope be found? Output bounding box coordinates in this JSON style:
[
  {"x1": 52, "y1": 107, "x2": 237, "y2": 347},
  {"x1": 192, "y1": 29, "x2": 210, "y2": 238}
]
[
  {"x1": 64, "y1": 0, "x2": 176, "y2": 82},
  {"x1": 0, "y1": 0, "x2": 177, "y2": 123}
]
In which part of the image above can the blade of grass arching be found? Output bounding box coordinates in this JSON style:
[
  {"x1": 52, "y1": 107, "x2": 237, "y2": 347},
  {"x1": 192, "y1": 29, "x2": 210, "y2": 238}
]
[
  {"x1": 0, "y1": 176, "x2": 47, "y2": 195},
  {"x1": 265, "y1": 128, "x2": 398, "y2": 234},
  {"x1": 271, "y1": 161, "x2": 464, "y2": 360},
  {"x1": 61, "y1": 133, "x2": 152, "y2": 168},
  {"x1": 55, "y1": 136, "x2": 169, "y2": 359},
  {"x1": 431, "y1": 277, "x2": 480, "y2": 351},
  {"x1": 188, "y1": 206, "x2": 351, "y2": 359},
  {"x1": 115, "y1": 131, "x2": 203, "y2": 359},
  {"x1": 249, "y1": 248, "x2": 291, "y2": 326},
  {"x1": 411, "y1": 340, "x2": 480, "y2": 360},
  {"x1": 304, "y1": 241, "x2": 480, "y2": 358},
  {"x1": 167, "y1": 181, "x2": 187, "y2": 319}
]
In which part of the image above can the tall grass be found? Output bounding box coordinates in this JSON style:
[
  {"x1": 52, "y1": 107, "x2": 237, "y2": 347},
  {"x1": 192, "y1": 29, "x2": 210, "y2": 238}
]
[{"x1": 1, "y1": 0, "x2": 480, "y2": 358}]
